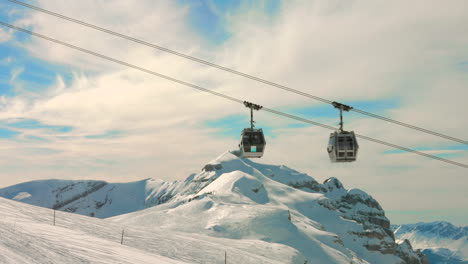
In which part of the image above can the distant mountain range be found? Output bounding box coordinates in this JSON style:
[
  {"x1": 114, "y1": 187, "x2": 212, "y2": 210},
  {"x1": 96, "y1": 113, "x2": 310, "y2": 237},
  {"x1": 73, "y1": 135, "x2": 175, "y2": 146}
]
[
  {"x1": 0, "y1": 177, "x2": 173, "y2": 218},
  {"x1": 0, "y1": 151, "x2": 429, "y2": 263},
  {"x1": 392, "y1": 222, "x2": 468, "y2": 264}
]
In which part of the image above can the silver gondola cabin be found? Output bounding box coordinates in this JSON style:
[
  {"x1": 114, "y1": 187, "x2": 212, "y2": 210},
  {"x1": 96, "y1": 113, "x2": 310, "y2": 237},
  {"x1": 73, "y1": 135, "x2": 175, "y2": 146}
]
[
  {"x1": 327, "y1": 130, "x2": 358, "y2": 162},
  {"x1": 239, "y1": 101, "x2": 266, "y2": 158},
  {"x1": 327, "y1": 102, "x2": 359, "y2": 162}
]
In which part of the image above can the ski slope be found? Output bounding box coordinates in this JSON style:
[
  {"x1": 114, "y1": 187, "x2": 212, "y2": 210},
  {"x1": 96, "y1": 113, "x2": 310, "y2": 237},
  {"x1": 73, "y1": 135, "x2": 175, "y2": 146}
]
[
  {"x1": 0, "y1": 197, "x2": 186, "y2": 263},
  {"x1": 0, "y1": 197, "x2": 299, "y2": 263}
]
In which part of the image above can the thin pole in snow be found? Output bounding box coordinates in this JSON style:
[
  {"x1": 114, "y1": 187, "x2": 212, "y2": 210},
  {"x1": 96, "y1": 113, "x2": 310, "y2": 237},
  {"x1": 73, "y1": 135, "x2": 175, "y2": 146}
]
[
  {"x1": 13, "y1": 213, "x2": 17, "y2": 231},
  {"x1": 53, "y1": 209, "x2": 56, "y2": 226},
  {"x1": 121, "y1": 229, "x2": 125, "y2": 245},
  {"x1": 225, "y1": 251, "x2": 227, "y2": 264}
]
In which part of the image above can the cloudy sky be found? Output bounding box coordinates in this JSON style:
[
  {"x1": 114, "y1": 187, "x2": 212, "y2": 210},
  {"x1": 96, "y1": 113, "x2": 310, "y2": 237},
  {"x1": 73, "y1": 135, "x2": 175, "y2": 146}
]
[{"x1": 0, "y1": 0, "x2": 467, "y2": 225}]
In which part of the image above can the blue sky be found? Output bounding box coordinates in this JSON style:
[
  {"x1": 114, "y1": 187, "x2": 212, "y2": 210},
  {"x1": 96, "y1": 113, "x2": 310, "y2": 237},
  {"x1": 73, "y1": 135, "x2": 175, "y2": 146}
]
[
  {"x1": 177, "y1": 0, "x2": 282, "y2": 45},
  {"x1": 0, "y1": 2, "x2": 463, "y2": 137},
  {"x1": 205, "y1": 98, "x2": 401, "y2": 139},
  {"x1": 3, "y1": 118, "x2": 72, "y2": 132},
  {"x1": 0, "y1": 0, "x2": 284, "y2": 140},
  {"x1": 0, "y1": 0, "x2": 467, "y2": 226}
]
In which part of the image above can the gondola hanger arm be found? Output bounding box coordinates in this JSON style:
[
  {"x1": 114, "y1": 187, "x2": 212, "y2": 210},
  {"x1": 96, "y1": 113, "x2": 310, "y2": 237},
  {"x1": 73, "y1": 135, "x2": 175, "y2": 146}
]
[
  {"x1": 244, "y1": 101, "x2": 263, "y2": 111},
  {"x1": 332, "y1": 101, "x2": 353, "y2": 112}
]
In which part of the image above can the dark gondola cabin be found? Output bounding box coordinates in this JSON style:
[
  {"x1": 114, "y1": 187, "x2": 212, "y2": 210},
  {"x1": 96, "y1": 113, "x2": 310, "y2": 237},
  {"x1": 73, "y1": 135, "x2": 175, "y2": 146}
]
[
  {"x1": 240, "y1": 128, "x2": 266, "y2": 158},
  {"x1": 239, "y1": 101, "x2": 266, "y2": 158},
  {"x1": 327, "y1": 131, "x2": 358, "y2": 162}
]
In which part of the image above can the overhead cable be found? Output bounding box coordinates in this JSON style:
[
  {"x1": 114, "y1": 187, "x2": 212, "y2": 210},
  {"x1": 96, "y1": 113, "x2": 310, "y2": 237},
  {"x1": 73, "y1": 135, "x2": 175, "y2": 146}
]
[
  {"x1": 7, "y1": 0, "x2": 468, "y2": 146},
  {"x1": 1, "y1": 21, "x2": 466, "y2": 169}
]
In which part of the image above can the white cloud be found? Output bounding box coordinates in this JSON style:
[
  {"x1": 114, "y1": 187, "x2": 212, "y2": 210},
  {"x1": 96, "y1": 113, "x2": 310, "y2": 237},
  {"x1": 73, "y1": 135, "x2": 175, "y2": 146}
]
[
  {"x1": 1, "y1": 0, "x2": 467, "y2": 224},
  {"x1": 0, "y1": 28, "x2": 12, "y2": 42},
  {"x1": 12, "y1": 0, "x2": 198, "y2": 73}
]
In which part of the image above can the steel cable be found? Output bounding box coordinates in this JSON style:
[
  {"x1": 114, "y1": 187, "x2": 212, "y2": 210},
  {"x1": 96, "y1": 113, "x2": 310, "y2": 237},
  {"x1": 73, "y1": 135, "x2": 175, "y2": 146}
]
[
  {"x1": 7, "y1": 0, "x2": 468, "y2": 146},
  {"x1": 1, "y1": 20, "x2": 466, "y2": 169}
]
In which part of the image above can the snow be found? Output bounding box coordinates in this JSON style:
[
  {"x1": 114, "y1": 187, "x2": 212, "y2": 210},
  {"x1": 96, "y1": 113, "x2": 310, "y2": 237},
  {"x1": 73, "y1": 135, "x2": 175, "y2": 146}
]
[
  {"x1": 0, "y1": 196, "x2": 302, "y2": 263},
  {"x1": 0, "y1": 151, "x2": 423, "y2": 264},
  {"x1": 12, "y1": 191, "x2": 31, "y2": 200},
  {"x1": 110, "y1": 152, "x2": 406, "y2": 264},
  {"x1": 0, "y1": 197, "x2": 185, "y2": 264},
  {"x1": 0, "y1": 178, "x2": 178, "y2": 218}
]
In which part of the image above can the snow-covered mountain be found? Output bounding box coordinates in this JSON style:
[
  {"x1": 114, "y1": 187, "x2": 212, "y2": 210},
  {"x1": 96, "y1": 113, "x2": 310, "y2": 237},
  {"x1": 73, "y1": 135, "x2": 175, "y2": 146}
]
[
  {"x1": 0, "y1": 177, "x2": 174, "y2": 218},
  {"x1": 0, "y1": 151, "x2": 428, "y2": 263},
  {"x1": 392, "y1": 222, "x2": 468, "y2": 264}
]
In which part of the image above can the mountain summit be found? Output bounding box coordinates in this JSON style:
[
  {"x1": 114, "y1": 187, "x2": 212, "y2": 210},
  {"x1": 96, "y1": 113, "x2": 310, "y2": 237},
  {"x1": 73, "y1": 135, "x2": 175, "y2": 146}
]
[{"x1": 0, "y1": 151, "x2": 428, "y2": 263}]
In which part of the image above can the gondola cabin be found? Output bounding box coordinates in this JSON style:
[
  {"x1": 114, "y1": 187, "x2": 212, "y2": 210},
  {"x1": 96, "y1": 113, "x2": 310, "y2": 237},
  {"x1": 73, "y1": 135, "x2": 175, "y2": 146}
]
[
  {"x1": 327, "y1": 131, "x2": 358, "y2": 162},
  {"x1": 239, "y1": 128, "x2": 266, "y2": 158}
]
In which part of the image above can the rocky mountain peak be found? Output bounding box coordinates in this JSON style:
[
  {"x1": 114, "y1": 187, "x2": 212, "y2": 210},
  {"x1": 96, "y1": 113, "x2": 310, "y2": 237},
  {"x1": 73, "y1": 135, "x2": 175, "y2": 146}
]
[{"x1": 323, "y1": 177, "x2": 344, "y2": 191}]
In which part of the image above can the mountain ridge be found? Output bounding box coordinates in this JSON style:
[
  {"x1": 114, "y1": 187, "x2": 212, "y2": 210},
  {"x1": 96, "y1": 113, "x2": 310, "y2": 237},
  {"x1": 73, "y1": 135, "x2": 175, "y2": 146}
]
[
  {"x1": 392, "y1": 221, "x2": 468, "y2": 264},
  {"x1": 0, "y1": 150, "x2": 428, "y2": 263}
]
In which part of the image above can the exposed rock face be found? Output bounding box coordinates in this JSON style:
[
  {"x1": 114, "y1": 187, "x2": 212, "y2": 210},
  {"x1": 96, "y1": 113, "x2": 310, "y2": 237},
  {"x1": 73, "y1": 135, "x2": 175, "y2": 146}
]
[
  {"x1": 306, "y1": 177, "x2": 429, "y2": 262},
  {"x1": 53, "y1": 181, "x2": 107, "y2": 210},
  {"x1": 288, "y1": 180, "x2": 326, "y2": 192},
  {"x1": 280, "y1": 174, "x2": 427, "y2": 263},
  {"x1": 395, "y1": 239, "x2": 430, "y2": 264}
]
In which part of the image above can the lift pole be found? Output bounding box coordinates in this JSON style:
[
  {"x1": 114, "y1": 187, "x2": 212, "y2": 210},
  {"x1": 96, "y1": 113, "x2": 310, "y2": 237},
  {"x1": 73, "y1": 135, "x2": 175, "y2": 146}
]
[
  {"x1": 332, "y1": 101, "x2": 353, "y2": 131},
  {"x1": 339, "y1": 106, "x2": 344, "y2": 131},
  {"x1": 244, "y1": 101, "x2": 262, "y2": 130},
  {"x1": 250, "y1": 107, "x2": 254, "y2": 130}
]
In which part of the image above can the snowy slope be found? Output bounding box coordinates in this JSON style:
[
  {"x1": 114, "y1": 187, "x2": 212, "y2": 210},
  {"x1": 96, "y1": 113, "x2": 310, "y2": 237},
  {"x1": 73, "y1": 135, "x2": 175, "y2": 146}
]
[
  {"x1": 0, "y1": 197, "x2": 186, "y2": 263},
  {"x1": 0, "y1": 196, "x2": 306, "y2": 263},
  {"x1": 392, "y1": 222, "x2": 468, "y2": 264}
]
